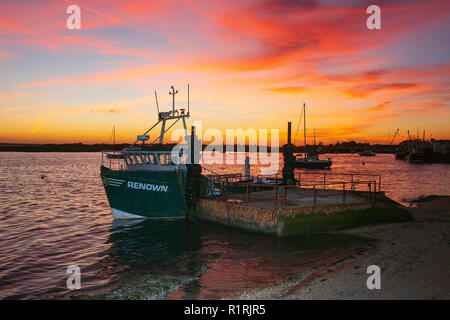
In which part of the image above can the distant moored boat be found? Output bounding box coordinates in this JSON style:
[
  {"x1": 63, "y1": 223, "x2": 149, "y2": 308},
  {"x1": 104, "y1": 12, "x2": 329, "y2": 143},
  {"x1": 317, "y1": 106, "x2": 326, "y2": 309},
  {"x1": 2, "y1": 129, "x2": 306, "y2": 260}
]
[
  {"x1": 359, "y1": 150, "x2": 376, "y2": 157},
  {"x1": 294, "y1": 103, "x2": 333, "y2": 169},
  {"x1": 295, "y1": 152, "x2": 332, "y2": 169}
]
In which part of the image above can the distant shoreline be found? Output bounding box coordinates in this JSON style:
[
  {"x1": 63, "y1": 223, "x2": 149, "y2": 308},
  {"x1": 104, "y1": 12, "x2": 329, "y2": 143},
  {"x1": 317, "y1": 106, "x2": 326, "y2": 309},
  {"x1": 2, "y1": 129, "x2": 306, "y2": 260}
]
[
  {"x1": 0, "y1": 143, "x2": 130, "y2": 153},
  {"x1": 0, "y1": 143, "x2": 398, "y2": 153}
]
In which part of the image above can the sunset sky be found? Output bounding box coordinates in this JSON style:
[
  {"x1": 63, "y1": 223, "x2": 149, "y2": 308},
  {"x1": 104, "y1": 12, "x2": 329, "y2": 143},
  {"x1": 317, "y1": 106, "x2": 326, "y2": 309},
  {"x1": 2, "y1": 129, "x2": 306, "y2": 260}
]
[{"x1": 0, "y1": 0, "x2": 449, "y2": 145}]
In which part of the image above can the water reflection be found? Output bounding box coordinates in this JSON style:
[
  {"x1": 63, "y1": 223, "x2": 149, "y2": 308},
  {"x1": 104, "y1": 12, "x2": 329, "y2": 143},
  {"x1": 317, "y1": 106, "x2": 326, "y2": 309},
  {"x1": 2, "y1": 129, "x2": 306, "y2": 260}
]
[
  {"x1": 100, "y1": 218, "x2": 371, "y2": 300},
  {"x1": 1, "y1": 152, "x2": 447, "y2": 299},
  {"x1": 105, "y1": 219, "x2": 202, "y2": 269}
]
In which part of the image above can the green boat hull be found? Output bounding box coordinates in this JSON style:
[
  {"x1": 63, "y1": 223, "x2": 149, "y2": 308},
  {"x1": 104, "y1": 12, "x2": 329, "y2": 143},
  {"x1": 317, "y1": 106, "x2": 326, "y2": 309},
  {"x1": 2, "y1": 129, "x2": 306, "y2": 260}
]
[{"x1": 100, "y1": 166, "x2": 187, "y2": 219}]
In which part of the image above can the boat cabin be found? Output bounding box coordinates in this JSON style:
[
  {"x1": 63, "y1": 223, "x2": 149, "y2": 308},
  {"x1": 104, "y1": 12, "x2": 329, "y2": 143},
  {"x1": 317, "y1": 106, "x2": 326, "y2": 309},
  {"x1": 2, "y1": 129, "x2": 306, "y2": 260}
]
[{"x1": 103, "y1": 148, "x2": 185, "y2": 172}]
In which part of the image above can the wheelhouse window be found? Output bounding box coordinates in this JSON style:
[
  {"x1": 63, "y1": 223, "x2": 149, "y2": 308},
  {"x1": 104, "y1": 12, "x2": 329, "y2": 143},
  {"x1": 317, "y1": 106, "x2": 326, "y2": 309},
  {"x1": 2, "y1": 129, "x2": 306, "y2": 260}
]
[
  {"x1": 133, "y1": 154, "x2": 141, "y2": 164},
  {"x1": 144, "y1": 153, "x2": 157, "y2": 165},
  {"x1": 158, "y1": 153, "x2": 173, "y2": 165},
  {"x1": 125, "y1": 154, "x2": 133, "y2": 165}
]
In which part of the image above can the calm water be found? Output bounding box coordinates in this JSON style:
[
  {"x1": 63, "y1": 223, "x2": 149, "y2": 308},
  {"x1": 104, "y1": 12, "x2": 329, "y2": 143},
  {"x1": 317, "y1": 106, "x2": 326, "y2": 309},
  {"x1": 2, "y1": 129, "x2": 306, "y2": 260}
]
[{"x1": 0, "y1": 152, "x2": 448, "y2": 299}]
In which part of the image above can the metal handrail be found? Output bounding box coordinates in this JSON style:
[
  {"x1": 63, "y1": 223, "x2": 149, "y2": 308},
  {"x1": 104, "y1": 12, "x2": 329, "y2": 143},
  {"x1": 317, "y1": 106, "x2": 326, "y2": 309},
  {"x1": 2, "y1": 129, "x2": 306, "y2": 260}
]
[
  {"x1": 217, "y1": 179, "x2": 378, "y2": 209},
  {"x1": 255, "y1": 172, "x2": 382, "y2": 192}
]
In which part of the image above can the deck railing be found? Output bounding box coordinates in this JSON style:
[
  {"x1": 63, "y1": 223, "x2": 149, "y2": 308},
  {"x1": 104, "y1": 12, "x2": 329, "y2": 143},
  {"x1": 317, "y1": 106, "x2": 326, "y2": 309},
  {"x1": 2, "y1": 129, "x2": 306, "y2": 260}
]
[
  {"x1": 101, "y1": 150, "x2": 126, "y2": 171},
  {"x1": 207, "y1": 172, "x2": 381, "y2": 209},
  {"x1": 205, "y1": 173, "x2": 243, "y2": 183},
  {"x1": 296, "y1": 172, "x2": 382, "y2": 192},
  {"x1": 212, "y1": 181, "x2": 379, "y2": 209},
  {"x1": 254, "y1": 172, "x2": 382, "y2": 192}
]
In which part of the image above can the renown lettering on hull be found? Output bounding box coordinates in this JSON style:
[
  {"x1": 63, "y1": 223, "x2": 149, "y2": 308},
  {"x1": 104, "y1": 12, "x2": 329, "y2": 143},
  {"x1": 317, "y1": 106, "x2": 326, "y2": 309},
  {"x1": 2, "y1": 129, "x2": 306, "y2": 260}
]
[{"x1": 127, "y1": 181, "x2": 168, "y2": 192}]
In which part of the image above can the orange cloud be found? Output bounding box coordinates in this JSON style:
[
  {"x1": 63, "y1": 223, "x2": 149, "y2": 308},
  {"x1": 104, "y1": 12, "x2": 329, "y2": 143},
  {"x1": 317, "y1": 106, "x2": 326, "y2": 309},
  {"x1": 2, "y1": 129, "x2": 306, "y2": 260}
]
[
  {"x1": 265, "y1": 86, "x2": 308, "y2": 94},
  {"x1": 344, "y1": 83, "x2": 419, "y2": 98}
]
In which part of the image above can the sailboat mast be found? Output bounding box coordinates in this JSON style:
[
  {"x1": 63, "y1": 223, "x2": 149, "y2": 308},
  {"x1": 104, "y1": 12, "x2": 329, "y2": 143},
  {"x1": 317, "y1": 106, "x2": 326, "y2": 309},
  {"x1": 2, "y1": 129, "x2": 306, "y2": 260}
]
[
  {"x1": 113, "y1": 125, "x2": 115, "y2": 145},
  {"x1": 303, "y1": 103, "x2": 306, "y2": 154}
]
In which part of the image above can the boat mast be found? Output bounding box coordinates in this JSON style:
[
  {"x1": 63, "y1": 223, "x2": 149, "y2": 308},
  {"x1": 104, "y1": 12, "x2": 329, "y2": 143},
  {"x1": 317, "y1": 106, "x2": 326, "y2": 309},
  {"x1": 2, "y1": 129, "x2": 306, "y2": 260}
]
[
  {"x1": 127, "y1": 85, "x2": 191, "y2": 149},
  {"x1": 161, "y1": 86, "x2": 178, "y2": 143},
  {"x1": 108, "y1": 125, "x2": 115, "y2": 145},
  {"x1": 169, "y1": 86, "x2": 178, "y2": 115},
  {"x1": 303, "y1": 102, "x2": 307, "y2": 155}
]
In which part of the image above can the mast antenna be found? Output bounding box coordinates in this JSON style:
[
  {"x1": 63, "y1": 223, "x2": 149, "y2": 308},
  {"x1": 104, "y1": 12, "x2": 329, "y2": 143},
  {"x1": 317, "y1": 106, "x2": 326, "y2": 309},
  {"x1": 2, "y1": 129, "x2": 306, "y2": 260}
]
[{"x1": 169, "y1": 85, "x2": 178, "y2": 114}]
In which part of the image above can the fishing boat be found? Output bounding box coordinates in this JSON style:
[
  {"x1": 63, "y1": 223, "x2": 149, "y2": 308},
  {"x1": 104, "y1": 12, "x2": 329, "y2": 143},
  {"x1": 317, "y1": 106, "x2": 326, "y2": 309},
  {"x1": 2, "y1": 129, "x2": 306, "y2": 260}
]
[
  {"x1": 295, "y1": 103, "x2": 332, "y2": 169},
  {"x1": 395, "y1": 132, "x2": 450, "y2": 164},
  {"x1": 100, "y1": 86, "x2": 191, "y2": 219}
]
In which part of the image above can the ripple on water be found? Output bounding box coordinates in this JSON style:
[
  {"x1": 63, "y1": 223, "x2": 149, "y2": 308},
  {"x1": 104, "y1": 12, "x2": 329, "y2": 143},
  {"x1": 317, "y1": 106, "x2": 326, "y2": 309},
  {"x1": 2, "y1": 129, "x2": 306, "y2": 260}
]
[{"x1": 0, "y1": 152, "x2": 448, "y2": 299}]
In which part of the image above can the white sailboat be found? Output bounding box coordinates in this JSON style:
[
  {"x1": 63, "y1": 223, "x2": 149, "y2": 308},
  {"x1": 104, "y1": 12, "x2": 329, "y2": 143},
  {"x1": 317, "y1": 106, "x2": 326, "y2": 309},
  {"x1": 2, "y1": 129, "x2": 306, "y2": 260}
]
[{"x1": 295, "y1": 103, "x2": 332, "y2": 169}]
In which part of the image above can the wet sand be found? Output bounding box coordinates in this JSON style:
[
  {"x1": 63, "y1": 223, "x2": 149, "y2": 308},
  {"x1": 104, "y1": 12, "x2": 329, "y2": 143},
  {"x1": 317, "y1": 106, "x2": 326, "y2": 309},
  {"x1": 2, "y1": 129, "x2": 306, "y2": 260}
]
[{"x1": 233, "y1": 196, "x2": 450, "y2": 300}]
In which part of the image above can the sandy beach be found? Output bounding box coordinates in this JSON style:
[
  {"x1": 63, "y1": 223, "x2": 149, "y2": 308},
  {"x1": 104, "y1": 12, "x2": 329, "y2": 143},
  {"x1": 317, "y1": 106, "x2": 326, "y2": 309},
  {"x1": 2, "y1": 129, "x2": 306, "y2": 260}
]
[{"x1": 234, "y1": 196, "x2": 450, "y2": 300}]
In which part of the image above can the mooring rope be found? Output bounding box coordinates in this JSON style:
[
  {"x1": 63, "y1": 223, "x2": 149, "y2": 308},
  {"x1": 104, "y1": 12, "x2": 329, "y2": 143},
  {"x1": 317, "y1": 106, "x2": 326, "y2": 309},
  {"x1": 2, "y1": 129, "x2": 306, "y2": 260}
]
[
  {"x1": 293, "y1": 103, "x2": 304, "y2": 146},
  {"x1": 175, "y1": 167, "x2": 188, "y2": 208}
]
